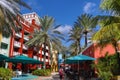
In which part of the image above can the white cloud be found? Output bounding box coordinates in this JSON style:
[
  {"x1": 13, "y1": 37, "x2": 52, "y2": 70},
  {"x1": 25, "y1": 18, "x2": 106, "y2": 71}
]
[
  {"x1": 83, "y1": 2, "x2": 96, "y2": 13},
  {"x1": 56, "y1": 25, "x2": 72, "y2": 34}
]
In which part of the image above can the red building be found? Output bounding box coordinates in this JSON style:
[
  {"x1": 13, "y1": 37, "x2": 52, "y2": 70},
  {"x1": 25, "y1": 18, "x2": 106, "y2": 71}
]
[{"x1": 8, "y1": 12, "x2": 50, "y2": 71}]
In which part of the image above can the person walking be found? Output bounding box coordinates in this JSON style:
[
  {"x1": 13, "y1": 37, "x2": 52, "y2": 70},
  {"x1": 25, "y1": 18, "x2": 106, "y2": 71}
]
[{"x1": 59, "y1": 66, "x2": 64, "y2": 80}]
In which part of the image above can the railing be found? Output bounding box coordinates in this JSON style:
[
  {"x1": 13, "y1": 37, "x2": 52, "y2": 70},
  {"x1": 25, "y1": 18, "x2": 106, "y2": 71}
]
[
  {"x1": 23, "y1": 44, "x2": 28, "y2": 50},
  {"x1": 14, "y1": 41, "x2": 21, "y2": 47},
  {"x1": 13, "y1": 52, "x2": 20, "y2": 56},
  {"x1": 2, "y1": 37, "x2": 9, "y2": 43},
  {"x1": 15, "y1": 33, "x2": 22, "y2": 38},
  {"x1": 24, "y1": 35, "x2": 29, "y2": 41}
]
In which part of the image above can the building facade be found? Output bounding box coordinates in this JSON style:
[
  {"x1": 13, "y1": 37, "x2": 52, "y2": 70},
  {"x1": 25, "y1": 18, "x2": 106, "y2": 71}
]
[
  {"x1": 0, "y1": 12, "x2": 50, "y2": 70},
  {"x1": 82, "y1": 43, "x2": 116, "y2": 59}
]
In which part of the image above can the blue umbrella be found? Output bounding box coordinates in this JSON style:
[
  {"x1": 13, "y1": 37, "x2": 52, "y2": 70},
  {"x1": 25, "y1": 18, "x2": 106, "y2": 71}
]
[
  {"x1": 0, "y1": 54, "x2": 9, "y2": 61},
  {"x1": 66, "y1": 54, "x2": 95, "y2": 61},
  {"x1": 6, "y1": 55, "x2": 43, "y2": 64},
  {"x1": 65, "y1": 54, "x2": 95, "y2": 80}
]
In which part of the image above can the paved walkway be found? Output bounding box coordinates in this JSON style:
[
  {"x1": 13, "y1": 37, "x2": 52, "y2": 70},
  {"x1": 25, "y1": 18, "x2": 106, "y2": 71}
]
[
  {"x1": 33, "y1": 72, "x2": 98, "y2": 80},
  {"x1": 33, "y1": 72, "x2": 61, "y2": 80}
]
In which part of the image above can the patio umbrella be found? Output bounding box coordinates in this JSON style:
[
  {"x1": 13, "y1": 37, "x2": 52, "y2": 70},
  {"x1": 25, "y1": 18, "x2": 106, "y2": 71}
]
[
  {"x1": 65, "y1": 54, "x2": 95, "y2": 80},
  {"x1": 0, "y1": 54, "x2": 9, "y2": 61},
  {"x1": 66, "y1": 54, "x2": 95, "y2": 61},
  {"x1": 6, "y1": 55, "x2": 43, "y2": 64}
]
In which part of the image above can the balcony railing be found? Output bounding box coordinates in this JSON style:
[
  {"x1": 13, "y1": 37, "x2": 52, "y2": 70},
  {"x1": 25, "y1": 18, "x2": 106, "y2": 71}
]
[
  {"x1": 46, "y1": 46, "x2": 48, "y2": 50},
  {"x1": 13, "y1": 51, "x2": 20, "y2": 56},
  {"x1": 38, "y1": 57, "x2": 41, "y2": 61},
  {"x1": 14, "y1": 41, "x2": 21, "y2": 47},
  {"x1": 42, "y1": 51, "x2": 44, "y2": 55},
  {"x1": 46, "y1": 52, "x2": 48, "y2": 56},
  {"x1": 46, "y1": 59, "x2": 48, "y2": 62},
  {"x1": 2, "y1": 37, "x2": 9, "y2": 43},
  {"x1": 33, "y1": 56, "x2": 37, "y2": 60},
  {"x1": 22, "y1": 54, "x2": 28, "y2": 56},
  {"x1": 41, "y1": 44, "x2": 49, "y2": 50},
  {"x1": 0, "y1": 49, "x2": 7, "y2": 54},
  {"x1": 23, "y1": 44, "x2": 28, "y2": 50},
  {"x1": 41, "y1": 58, "x2": 44, "y2": 61},
  {"x1": 15, "y1": 33, "x2": 22, "y2": 38},
  {"x1": 24, "y1": 35, "x2": 29, "y2": 41}
]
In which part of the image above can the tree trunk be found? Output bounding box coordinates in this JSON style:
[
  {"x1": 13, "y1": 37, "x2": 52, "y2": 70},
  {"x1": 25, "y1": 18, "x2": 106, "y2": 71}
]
[
  {"x1": 85, "y1": 33, "x2": 88, "y2": 48},
  {"x1": 49, "y1": 41, "x2": 53, "y2": 70},
  {"x1": 78, "y1": 39, "x2": 81, "y2": 53},
  {"x1": 43, "y1": 37, "x2": 47, "y2": 69}
]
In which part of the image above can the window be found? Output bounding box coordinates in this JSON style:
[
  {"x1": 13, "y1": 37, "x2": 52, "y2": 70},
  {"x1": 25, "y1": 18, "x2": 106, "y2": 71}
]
[
  {"x1": 2, "y1": 31, "x2": 10, "y2": 38},
  {"x1": 1, "y1": 42, "x2": 8, "y2": 49}
]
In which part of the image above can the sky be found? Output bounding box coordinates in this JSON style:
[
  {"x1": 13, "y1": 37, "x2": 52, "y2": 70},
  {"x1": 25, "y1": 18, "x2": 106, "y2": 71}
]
[{"x1": 21, "y1": 0, "x2": 104, "y2": 47}]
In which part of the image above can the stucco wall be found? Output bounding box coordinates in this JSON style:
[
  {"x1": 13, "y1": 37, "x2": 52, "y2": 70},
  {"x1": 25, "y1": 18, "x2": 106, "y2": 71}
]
[{"x1": 82, "y1": 43, "x2": 116, "y2": 59}]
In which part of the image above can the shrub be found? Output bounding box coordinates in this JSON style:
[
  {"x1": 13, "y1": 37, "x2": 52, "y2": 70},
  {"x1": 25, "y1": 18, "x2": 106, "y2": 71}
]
[
  {"x1": 92, "y1": 53, "x2": 119, "y2": 80},
  {"x1": 32, "y1": 69, "x2": 51, "y2": 76},
  {"x1": 0, "y1": 67, "x2": 13, "y2": 80}
]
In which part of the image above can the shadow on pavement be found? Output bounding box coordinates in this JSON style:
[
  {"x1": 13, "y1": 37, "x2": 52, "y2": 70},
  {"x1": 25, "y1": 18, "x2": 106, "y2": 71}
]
[{"x1": 52, "y1": 73, "x2": 60, "y2": 80}]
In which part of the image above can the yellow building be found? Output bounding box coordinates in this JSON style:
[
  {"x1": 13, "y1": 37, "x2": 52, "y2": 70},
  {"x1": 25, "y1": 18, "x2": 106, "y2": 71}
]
[{"x1": 51, "y1": 50, "x2": 58, "y2": 72}]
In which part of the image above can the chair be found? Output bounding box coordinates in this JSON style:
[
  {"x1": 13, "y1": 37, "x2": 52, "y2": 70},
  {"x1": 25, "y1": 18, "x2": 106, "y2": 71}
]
[{"x1": 15, "y1": 70, "x2": 22, "y2": 77}]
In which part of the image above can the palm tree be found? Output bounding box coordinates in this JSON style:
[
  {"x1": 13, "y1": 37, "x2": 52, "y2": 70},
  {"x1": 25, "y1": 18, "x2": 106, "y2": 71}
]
[
  {"x1": 0, "y1": 0, "x2": 31, "y2": 41},
  {"x1": 92, "y1": 16, "x2": 120, "y2": 74},
  {"x1": 25, "y1": 16, "x2": 64, "y2": 69},
  {"x1": 100, "y1": 0, "x2": 120, "y2": 15},
  {"x1": 68, "y1": 24, "x2": 82, "y2": 56},
  {"x1": 92, "y1": 0, "x2": 120, "y2": 74},
  {"x1": 76, "y1": 13, "x2": 98, "y2": 47},
  {"x1": 92, "y1": 16, "x2": 120, "y2": 52},
  {"x1": 69, "y1": 42, "x2": 78, "y2": 56},
  {"x1": 99, "y1": 0, "x2": 120, "y2": 52}
]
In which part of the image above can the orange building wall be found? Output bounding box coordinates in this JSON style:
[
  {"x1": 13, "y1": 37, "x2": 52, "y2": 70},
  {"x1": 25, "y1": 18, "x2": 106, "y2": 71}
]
[
  {"x1": 82, "y1": 43, "x2": 116, "y2": 59},
  {"x1": 82, "y1": 43, "x2": 116, "y2": 77}
]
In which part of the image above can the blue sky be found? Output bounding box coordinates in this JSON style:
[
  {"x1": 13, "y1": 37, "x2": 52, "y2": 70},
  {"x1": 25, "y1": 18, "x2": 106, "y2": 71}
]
[{"x1": 21, "y1": 0, "x2": 104, "y2": 47}]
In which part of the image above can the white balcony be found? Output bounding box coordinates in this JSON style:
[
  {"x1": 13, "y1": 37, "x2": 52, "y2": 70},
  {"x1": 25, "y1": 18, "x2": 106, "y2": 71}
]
[
  {"x1": 42, "y1": 58, "x2": 44, "y2": 61},
  {"x1": 38, "y1": 50, "x2": 41, "y2": 54},
  {"x1": 42, "y1": 44, "x2": 49, "y2": 50},
  {"x1": 46, "y1": 59, "x2": 48, "y2": 62},
  {"x1": 14, "y1": 41, "x2": 21, "y2": 47},
  {"x1": 38, "y1": 57, "x2": 41, "y2": 61},
  {"x1": 42, "y1": 51, "x2": 44, "y2": 55},
  {"x1": 24, "y1": 35, "x2": 29, "y2": 41},
  {"x1": 33, "y1": 56, "x2": 37, "y2": 60},
  {"x1": 46, "y1": 52, "x2": 48, "y2": 56},
  {"x1": 23, "y1": 44, "x2": 28, "y2": 50},
  {"x1": 15, "y1": 33, "x2": 22, "y2": 38},
  {"x1": 0, "y1": 49, "x2": 7, "y2": 54},
  {"x1": 2, "y1": 37, "x2": 9, "y2": 43},
  {"x1": 13, "y1": 52, "x2": 20, "y2": 56},
  {"x1": 46, "y1": 46, "x2": 48, "y2": 50},
  {"x1": 42, "y1": 44, "x2": 44, "y2": 48},
  {"x1": 22, "y1": 54, "x2": 28, "y2": 56}
]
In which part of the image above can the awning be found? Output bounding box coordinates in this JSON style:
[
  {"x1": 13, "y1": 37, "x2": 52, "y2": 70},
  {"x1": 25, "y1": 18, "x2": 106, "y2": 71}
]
[{"x1": 6, "y1": 55, "x2": 43, "y2": 64}]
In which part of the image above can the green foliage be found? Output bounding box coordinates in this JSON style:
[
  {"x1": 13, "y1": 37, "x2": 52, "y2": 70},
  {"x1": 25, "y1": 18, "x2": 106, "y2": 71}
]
[
  {"x1": 0, "y1": 67, "x2": 13, "y2": 80},
  {"x1": 92, "y1": 53, "x2": 119, "y2": 80},
  {"x1": 100, "y1": 0, "x2": 120, "y2": 15},
  {"x1": 32, "y1": 69, "x2": 51, "y2": 76}
]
